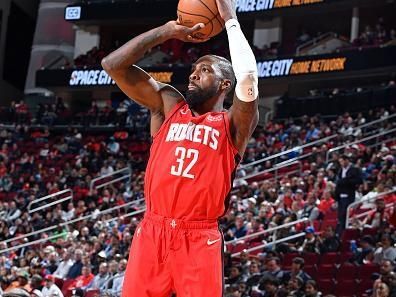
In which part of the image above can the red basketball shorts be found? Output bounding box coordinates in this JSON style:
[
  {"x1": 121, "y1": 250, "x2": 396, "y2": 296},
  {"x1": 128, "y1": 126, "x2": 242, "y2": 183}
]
[{"x1": 122, "y1": 212, "x2": 224, "y2": 297}]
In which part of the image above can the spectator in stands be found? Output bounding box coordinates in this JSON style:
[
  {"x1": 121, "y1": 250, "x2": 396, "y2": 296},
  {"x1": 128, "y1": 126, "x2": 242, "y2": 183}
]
[
  {"x1": 258, "y1": 277, "x2": 280, "y2": 297},
  {"x1": 41, "y1": 275, "x2": 63, "y2": 297},
  {"x1": 66, "y1": 249, "x2": 83, "y2": 278},
  {"x1": 298, "y1": 226, "x2": 319, "y2": 253},
  {"x1": 260, "y1": 257, "x2": 285, "y2": 282},
  {"x1": 286, "y1": 276, "x2": 305, "y2": 297},
  {"x1": 226, "y1": 265, "x2": 244, "y2": 285},
  {"x1": 109, "y1": 259, "x2": 127, "y2": 296},
  {"x1": 69, "y1": 265, "x2": 94, "y2": 291},
  {"x1": 304, "y1": 124, "x2": 320, "y2": 142},
  {"x1": 5, "y1": 270, "x2": 31, "y2": 293},
  {"x1": 106, "y1": 137, "x2": 120, "y2": 155},
  {"x1": 352, "y1": 235, "x2": 375, "y2": 265},
  {"x1": 303, "y1": 280, "x2": 321, "y2": 297},
  {"x1": 362, "y1": 198, "x2": 393, "y2": 229},
  {"x1": 316, "y1": 226, "x2": 340, "y2": 253},
  {"x1": 300, "y1": 192, "x2": 320, "y2": 221},
  {"x1": 53, "y1": 247, "x2": 74, "y2": 280},
  {"x1": 246, "y1": 261, "x2": 262, "y2": 288},
  {"x1": 317, "y1": 190, "x2": 335, "y2": 215},
  {"x1": 283, "y1": 257, "x2": 311, "y2": 285},
  {"x1": 228, "y1": 215, "x2": 248, "y2": 239},
  {"x1": 5, "y1": 201, "x2": 21, "y2": 223},
  {"x1": 88, "y1": 262, "x2": 110, "y2": 291},
  {"x1": 373, "y1": 234, "x2": 396, "y2": 264},
  {"x1": 335, "y1": 154, "x2": 363, "y2": 234}
]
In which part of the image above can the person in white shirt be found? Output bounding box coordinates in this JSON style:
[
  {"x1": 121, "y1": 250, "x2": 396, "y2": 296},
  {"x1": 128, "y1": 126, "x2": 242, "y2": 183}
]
[
  {"x1": 41, "y1": 275, "x2": 64, "y2": 297},
  {"x1": 52, "y1": 248, "x2": 74, "y2": 280}
]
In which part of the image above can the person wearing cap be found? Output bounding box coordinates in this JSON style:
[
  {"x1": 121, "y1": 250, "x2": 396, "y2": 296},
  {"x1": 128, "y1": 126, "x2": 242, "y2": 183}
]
[
  {"x1": 298, "y1": 226, "x2": 319, "y2": 253},
  {"x1": 334, "y1": 154, "x2": 363, "y2": 235},
  {"x1": 41, "y1": 275, "x2": 63, "y2": 297}
]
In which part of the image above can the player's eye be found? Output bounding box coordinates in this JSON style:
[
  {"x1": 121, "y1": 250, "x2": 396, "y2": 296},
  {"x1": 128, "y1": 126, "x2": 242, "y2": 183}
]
[{"x1": 202, "y1": 67, "x2": 209, "y2": 72}]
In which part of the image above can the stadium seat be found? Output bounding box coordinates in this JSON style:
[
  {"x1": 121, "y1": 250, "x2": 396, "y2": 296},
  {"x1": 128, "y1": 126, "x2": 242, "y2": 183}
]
[
  {"x1": 318, "y1": 279, "x2": 334, "y2": 295},
  {"x1": 336, "y1": 263, "x2": 358, "y2": 281},
  {"x1": 359, "y1": 263, "x2": 380, "y2": 281},
  {"x1": 282, "y1": 252, "x2": 299, "y2": 267},
  {"x1": 341, "y1": 229, "x2": 360, "y2": 241},
  {"x1": 334, "y1": 280, "x2": 358, "y2": 297},
  {"x1": 304, "y1": 265, "x2": 317, "y2": 278},
  {"x1": 317, "y1": 264, "x2": 335, "y2": 280},
  {"x1": 339, "y1": 251, "x2": 354, "y2": 264},
  {"x1": 302, "y1": 252, "x2": 319, "y2": 266},
  {"x1": 319, "y1": 252, "x2": 339, "y2": 266},
  {"x1": 361, "y1": 227, "x2": 378, "y2": 237},
  {"x1": 232, "y1": 242, "x2": 248, "y2": 254}
]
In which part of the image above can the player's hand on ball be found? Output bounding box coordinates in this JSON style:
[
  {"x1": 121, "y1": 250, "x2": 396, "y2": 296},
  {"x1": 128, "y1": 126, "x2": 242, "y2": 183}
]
[
  {"x1": 166, "y1": 20, "x2": 209, "y2": 43},
  {"x1": 215, "y1": 0, "x2": 237, "y2": 22}
]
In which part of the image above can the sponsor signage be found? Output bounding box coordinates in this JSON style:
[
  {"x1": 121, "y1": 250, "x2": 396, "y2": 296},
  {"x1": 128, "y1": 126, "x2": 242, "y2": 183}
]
[
  {"x1": 257, "y1": 57, "x2": 347, "y2": 78},
  {"x1": 36, "y1": 46, "x2": 396, "y2": 87},
  {"x1": 236, "y1": 0, "x2": 324, "y2": 12},
  {"x1": 67, "y1": 69, "x2": 173, "y2": 86}
]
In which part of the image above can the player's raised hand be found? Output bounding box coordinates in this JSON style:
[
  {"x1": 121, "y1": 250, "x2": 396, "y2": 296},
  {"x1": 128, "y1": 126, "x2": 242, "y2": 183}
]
[
  {"x1": 165, "y1": 20, "x2": 210, "y2": 43},
  {"x1": 215, "y1": 0, "x2": 237, "y2": 22}
]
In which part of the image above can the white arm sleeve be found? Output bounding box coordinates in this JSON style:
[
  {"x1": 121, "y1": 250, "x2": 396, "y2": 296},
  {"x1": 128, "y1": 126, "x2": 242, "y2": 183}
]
[{"x1": 225, "y1": 19, "x2": 258, "y2": 102}]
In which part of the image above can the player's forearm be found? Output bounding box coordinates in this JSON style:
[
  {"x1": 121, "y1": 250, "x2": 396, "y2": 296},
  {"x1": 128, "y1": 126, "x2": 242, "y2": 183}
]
[{"x1": 101, "y1": 24, "x2": 172, "y2": 72}]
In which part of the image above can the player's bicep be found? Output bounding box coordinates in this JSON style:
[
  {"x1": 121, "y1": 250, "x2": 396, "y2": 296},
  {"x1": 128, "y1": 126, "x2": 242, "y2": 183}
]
[
  {"x1": 229, "y1": 96, "x2": 259, "y2": 154},
  {"x1": 107, "y1": 65, "x2": 164, "y2": 112}
]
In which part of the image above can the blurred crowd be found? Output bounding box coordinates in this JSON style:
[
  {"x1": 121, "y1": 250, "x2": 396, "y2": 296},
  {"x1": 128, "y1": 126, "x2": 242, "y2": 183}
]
[{"x1": 0, "y1": 105, "x2": 394, "y2": 297}]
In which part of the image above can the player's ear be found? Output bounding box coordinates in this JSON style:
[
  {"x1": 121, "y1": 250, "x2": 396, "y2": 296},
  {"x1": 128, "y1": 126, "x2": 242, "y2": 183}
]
[{"x1": 221, "y1": 79, "x2": 231, "y2": 91}]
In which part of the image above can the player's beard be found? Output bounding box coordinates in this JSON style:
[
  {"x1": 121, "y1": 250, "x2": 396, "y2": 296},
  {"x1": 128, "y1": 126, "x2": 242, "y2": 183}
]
[{"x1": 185, "y1": 84, "x2": 219, "y2": 109}]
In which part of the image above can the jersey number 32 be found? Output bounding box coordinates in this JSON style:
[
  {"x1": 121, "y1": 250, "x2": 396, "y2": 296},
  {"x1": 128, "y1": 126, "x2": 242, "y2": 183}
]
[{"x1": 170, "y1": 146, "x2": 199, "y2": 179}]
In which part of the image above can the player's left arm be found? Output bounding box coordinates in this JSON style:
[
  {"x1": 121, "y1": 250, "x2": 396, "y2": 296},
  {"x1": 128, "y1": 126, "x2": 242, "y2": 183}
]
[{"x1": 217, "y1": 0, "x2": 259, "y2": 156}]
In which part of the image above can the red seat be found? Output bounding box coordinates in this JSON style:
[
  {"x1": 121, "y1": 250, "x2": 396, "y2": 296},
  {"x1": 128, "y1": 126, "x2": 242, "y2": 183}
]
[
  {"x1": 320, "y1": 252, "x2": 339, "y2": 265},
  {"x1": 337, "y1": 263, "x2": 358, "y2": 281},
  {"x1": 302, "y1": 252, "x2": 319, "y2": 266},
  {"x1": 359, "y1": 264, "x2": 380, "y2": 281},
  {"x1": 318, "y1": 279, "x2": 334, "y2": 295},
  {"x1": 357, "y1": 279, "x2": 374, "y2": 295},
  {"x1": 248, "y1": 242, "x2": 264, "y2": 256},
  {"x1": 341, "y1": 229, "x2": 360, "y2": 241},
  {"x1": 322, "y1": 219, "x2": 337, "y2": 229},
  {"x1": 312, "y1": 220, "x2": 321, "y2": 232},
  {"x1": 339, "y1": 252, "x2": 354, "y2": 264},
  {"x1": 304, "y1": 265, "x2": 317, "y2": 278},
  {"x1": 232, "y1": 242, "x2": 248, "y2": 254},
  {"x1": 334, "y1": 280, "x2": 358, "y2": 297},
  {"x1": 323, "y1": 210, "x2": 337, "y2": 220},
  {"x1": 282, "y1": 253, "x2": 299, "y2": 267},
  {"x1": 317, "y1": 264, "x2": 335, "y2": 280},
  {"x1": 361, "y1": 227, "x2": 378, "y2": 237}
]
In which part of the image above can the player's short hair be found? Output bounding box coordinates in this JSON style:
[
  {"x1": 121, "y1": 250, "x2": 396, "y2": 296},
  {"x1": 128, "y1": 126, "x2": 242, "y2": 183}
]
[{"x1": 207, "y1": 55, "x2": 236, "y2": 100}]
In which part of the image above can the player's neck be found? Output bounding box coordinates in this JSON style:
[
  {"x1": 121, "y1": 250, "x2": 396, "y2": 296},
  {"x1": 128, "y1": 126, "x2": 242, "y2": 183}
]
[{"x1": 190, "y1": 96, "x2": 224, "y2": 116}]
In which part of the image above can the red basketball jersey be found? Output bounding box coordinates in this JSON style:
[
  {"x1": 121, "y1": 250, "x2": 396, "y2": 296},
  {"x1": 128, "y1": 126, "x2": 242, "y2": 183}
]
[{"x1": 145, "y1": 102, "x2": 240, "y2": 221}]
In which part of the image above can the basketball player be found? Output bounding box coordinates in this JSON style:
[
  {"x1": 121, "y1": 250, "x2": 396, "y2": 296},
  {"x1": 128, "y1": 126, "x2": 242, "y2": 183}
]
[{"x1": 101, "y1": 0, "x2": 258, "y2": 296}]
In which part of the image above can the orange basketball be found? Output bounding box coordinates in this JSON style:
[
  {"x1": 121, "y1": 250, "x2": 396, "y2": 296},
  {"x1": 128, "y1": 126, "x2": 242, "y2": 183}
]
[{"x1": 177, "y1": 0, "x2": 224, "y2": 39}]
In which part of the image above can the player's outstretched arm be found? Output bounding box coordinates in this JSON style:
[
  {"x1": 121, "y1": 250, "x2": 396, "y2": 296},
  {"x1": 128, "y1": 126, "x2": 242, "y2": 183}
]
[
  {"x1": 216, "y1": 0, "x2": 259, "y2": 156},
  {"x1": 101, "y1": 21, "x2": 207, "y2": 115}
]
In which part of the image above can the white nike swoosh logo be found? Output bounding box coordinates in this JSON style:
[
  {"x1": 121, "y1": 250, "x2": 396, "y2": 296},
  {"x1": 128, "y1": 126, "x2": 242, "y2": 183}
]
[{"x1": 207, "y1": 238, "x2": 221, "y2": 246}]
